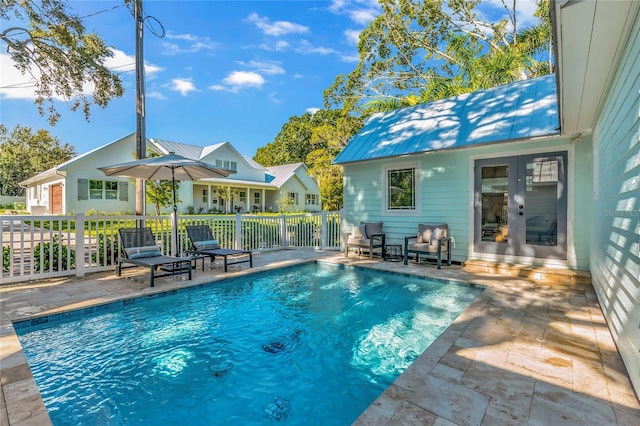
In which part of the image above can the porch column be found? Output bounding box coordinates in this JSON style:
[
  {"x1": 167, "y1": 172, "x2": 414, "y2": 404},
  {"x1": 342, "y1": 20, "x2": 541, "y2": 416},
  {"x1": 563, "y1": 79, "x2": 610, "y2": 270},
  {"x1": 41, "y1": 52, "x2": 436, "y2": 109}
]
[
  {"x1": 262, "y1": 189, "x2": 266, "y2": 212},
  {"x1": 246, "y1": 187, "x2": 250, "y2": 212},
  {"x1": 207, "y1": 184, "x2": 212, "y2": 209}
]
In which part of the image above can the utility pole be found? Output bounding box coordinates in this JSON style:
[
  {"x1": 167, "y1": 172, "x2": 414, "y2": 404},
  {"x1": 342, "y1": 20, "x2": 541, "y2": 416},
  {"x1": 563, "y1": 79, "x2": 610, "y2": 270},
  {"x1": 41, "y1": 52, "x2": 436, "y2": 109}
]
[{"x1": 134, "y1": 0, "x2": 146, "y2": 215}]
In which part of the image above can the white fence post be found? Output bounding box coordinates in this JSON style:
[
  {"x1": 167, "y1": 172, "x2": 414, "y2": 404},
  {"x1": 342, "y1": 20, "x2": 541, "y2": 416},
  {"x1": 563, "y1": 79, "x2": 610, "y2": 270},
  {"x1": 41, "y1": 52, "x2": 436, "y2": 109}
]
[
  {"x1": 75, "y1": 212, "x2": 85, "y2": 278},
  {"x1": 235, "y1": 214, "x2": 242, "y2": 250},
  {"x1": 321, "y1": 211, "x2": 328, "y2": 250},
  {"x1": 280, "y1": 214, "x2": 287, "y2": 248}
]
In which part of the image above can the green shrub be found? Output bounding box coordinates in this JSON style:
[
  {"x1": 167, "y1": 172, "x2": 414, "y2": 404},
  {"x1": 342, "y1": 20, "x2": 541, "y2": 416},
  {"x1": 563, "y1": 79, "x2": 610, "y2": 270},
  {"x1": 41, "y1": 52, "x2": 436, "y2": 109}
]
[
  {"x1": 33, "y1": 234, "x2": 76, "y2": 272},
  {"x1": 92, "y1": 233, "x2": 116, "y2": 266},
  {"x1": 2, "y1": 246, "x2": 10, "y2": 273}
]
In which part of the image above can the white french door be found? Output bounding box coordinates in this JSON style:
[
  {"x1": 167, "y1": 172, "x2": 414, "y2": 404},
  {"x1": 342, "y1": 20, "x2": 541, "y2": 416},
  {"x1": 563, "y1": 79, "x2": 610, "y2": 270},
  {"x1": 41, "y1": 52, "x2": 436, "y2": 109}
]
[{"x1": 474, "y1": 152, "x2": 567, "y2": 260}]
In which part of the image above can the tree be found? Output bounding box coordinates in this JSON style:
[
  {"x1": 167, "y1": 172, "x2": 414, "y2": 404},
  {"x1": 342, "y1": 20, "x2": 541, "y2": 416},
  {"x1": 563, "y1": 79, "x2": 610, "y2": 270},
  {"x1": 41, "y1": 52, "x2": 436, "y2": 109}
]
[
  {"x1": 253, "y1": 110, "x2": 363, "y2": 210},
  {"x1": 1, "y1": 0, "x2": 125, "y2": 125},
  {"x1": 145, "y1": 179, "x2": 177, "y2": 215},
  {"x1": 0, "y1": 124, "x2": 76, "y2": 196},
  {"x1": 216, "y1": 186, "x2": 237, "y2": 213},
  {"x1": 144, "y1": 151, "x2": 179, "y2": 214},
  {"x1": 324, "y1": 0, "x2": 553, "y2": 115}
]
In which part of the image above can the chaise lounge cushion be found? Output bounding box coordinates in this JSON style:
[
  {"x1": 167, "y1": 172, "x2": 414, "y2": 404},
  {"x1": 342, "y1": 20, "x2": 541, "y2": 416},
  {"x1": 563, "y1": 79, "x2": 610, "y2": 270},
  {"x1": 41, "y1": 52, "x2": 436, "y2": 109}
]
[
  {"x1": 125, "y1": 245, "x2": 163, "y2": 259},
  {"x1": 194, "y1": 239, "x2": 220, "y2": 250}
]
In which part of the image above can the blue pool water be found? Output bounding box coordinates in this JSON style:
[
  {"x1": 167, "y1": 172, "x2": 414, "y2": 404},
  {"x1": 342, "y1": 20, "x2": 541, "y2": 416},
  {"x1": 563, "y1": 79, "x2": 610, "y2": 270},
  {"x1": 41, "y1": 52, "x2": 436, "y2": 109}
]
[{"x1": 16, "y1": 263, "x2": 484, "y2": 425}]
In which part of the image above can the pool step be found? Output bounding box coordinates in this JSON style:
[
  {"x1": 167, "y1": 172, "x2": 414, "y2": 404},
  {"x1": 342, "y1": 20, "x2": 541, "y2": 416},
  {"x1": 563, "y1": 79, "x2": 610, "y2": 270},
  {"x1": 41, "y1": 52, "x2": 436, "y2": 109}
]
[{"x1": 462, "y1": 259, "x2": 592, "y2": 286}]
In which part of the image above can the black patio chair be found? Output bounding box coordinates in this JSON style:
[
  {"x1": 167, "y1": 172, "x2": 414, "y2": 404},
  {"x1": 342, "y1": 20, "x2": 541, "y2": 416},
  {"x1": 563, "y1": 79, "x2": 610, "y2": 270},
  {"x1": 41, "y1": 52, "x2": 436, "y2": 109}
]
[
  {"x1": 117, "y1": 227, "x2": 192, "y2": 287},
  {"x1": 185, "y1": 225, "x2": 253, "y2": 272}
]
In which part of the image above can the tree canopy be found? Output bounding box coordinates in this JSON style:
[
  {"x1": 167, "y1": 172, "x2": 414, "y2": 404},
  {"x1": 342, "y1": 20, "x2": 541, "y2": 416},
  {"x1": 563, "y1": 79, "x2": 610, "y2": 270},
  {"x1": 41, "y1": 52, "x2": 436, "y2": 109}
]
[
  {"x1": 0, "y1": 0, "x2": 125, "y2": 124},
  {"x1": 324, "y1": 0, "x2": 552, "y2": 114},
  {"x1": 0, "y1": 124, "x2": 76, "y2": 196},
  {"x1": 254, "y1": 109, "x2": 362, "y2": 210}
]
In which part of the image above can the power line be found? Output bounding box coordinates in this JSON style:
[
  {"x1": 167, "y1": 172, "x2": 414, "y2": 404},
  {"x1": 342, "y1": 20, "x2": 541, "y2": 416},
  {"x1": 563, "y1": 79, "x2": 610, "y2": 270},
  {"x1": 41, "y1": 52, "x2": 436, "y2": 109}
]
[{"x1": 1, "y1": 4, "x2": 128, "y2": 39}]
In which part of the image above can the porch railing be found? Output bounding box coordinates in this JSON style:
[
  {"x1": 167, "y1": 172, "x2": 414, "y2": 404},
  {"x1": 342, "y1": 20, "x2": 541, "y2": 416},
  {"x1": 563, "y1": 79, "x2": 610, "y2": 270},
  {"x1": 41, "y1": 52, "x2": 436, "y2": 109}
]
[{"x1": 0, "y1": 211, "x2": 343, "y2": 285}]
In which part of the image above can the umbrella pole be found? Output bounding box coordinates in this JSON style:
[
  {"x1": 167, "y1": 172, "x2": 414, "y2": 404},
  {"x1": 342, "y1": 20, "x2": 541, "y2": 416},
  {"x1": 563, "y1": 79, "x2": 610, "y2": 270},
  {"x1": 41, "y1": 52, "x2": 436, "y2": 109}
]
[{"x1": 172, "y1": 168, "x2": 179, "y2": 256}]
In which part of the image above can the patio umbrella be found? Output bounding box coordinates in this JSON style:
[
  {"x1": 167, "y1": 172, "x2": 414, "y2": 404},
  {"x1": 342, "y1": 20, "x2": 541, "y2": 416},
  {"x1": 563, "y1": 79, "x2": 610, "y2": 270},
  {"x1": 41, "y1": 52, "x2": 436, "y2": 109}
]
[{"x1": 99, "y1": 153, "x2": 232, "y2": 255}]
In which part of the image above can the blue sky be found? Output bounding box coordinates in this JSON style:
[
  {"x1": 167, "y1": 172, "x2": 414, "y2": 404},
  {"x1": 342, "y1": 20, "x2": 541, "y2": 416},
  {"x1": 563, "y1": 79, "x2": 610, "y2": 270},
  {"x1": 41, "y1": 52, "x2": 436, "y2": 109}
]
[{"x1": 1, "y1": 0, "x2": 539, "y2": 159}]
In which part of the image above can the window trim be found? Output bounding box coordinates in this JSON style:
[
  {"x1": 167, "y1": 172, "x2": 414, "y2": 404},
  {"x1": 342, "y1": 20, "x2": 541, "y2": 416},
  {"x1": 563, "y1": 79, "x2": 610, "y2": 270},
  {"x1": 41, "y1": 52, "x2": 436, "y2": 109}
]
[{"x1": 383, "y1": 162, "x2": 420, "y2": 215}]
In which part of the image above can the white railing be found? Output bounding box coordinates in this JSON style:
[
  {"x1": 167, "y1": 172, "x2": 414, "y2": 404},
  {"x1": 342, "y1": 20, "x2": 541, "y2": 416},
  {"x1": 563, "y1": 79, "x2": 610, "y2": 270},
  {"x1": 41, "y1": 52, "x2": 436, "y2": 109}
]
[{"x1": 0, "y1": 211, "x2": 343, "y2": 285}]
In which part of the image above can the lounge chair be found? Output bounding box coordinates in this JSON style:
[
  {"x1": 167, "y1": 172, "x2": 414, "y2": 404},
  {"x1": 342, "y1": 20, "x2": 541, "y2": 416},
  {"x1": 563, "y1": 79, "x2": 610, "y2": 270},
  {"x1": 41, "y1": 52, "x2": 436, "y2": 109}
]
[
  {"x1": 404, "y1": 223, "x2": 451, "y2": 269},
  {"x1": 344, "y1": 221, "x2": 385, "y2": 259},
  {"x1": 185, "y1": 225, "x2": 253, "y2": 272},
  {"x1": 116, "y1": 227, "x2": 192, "y2": 287}
]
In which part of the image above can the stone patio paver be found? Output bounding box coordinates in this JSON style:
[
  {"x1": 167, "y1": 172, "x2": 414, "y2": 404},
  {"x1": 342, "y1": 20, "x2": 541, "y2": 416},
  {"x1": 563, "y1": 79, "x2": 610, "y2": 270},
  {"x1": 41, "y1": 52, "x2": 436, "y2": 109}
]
[{"x1": 1, "y1": 249, "x2": 639, "y2": 425}]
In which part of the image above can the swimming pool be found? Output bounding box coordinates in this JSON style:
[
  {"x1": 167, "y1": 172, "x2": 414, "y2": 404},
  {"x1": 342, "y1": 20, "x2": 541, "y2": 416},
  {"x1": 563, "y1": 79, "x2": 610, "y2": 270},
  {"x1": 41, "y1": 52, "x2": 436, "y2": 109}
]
[{"x1": 16, "y1": 262, "x2": 484, "y2": 425}]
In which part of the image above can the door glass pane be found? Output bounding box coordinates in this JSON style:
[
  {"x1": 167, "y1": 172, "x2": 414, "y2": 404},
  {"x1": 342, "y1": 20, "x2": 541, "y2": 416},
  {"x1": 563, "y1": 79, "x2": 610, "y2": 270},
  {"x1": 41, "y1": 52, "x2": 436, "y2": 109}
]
[
  {"x1": 525, "y1": 160, "x2": 558, "y2": 246},
  {"x1": 481, "y1": 166, "x2": 509, "y2": 243}
]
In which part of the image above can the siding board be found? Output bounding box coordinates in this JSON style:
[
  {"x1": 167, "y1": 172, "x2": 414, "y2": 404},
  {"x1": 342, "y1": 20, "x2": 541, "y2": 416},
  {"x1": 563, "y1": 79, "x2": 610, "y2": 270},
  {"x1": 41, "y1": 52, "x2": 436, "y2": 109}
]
[{"x1": 591, "y1": 13, "x2": 640, "y2": 396}]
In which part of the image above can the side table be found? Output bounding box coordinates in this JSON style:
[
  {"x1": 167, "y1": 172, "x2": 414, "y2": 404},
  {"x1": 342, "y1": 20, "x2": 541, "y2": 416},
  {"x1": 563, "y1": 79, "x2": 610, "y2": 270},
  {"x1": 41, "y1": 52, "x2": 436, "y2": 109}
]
[{"x1": 384, "y1": 244, "x2": 402, "y2": 262}]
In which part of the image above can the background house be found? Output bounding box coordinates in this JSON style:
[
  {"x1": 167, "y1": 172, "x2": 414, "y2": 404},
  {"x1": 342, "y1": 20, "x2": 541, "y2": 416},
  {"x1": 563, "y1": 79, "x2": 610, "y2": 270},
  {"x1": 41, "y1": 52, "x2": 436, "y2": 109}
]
[
  {"x1": 20, "y1": 133, "x2": 322, "y2": 215},
  {"x1": 335, "y1": 0, "x2": 640, "y2": 396}
]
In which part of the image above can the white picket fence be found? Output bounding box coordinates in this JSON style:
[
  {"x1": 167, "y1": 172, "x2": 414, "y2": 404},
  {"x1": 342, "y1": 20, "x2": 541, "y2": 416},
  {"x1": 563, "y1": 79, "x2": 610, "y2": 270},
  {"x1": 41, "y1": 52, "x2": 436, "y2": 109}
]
[{"x1": 0, "y1": 211, "x2": 343, "y2": 285}]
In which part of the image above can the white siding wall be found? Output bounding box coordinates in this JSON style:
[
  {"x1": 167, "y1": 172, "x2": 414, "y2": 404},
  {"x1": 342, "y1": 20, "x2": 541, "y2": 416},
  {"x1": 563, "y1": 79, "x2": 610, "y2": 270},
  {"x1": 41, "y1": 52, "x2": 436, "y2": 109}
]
[
  {"x1": 294, "y1": 168, "x2": 321, "y2": 212},
  {"x1": 342, "y1": 136, "x2": 593, "y2": 268},
  {"x1": 65, "y1": 134, "x2": 137, "y2": 213},
  {"x1": 591, "y1": 15, "x2": 640, "y2": 395},
  {"x1": 201, "y1": 144, "x2": 264, "y2": 181}
]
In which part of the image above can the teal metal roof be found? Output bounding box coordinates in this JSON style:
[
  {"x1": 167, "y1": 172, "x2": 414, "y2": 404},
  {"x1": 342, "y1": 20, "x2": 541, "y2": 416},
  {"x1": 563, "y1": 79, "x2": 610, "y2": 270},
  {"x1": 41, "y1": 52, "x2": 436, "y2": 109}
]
[{"x1": 334, "y1": 74, "x2": 559, "y2": 164}]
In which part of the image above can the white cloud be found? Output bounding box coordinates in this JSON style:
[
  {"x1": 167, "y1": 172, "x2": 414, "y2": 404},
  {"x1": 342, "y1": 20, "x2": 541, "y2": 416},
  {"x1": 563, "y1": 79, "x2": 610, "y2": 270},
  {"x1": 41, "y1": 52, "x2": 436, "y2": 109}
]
[
  {"x1": 161, "y1": 31, "x2": 217, "y2": 55},
  {"x1": 246, "y1": 13, "x2": 309, "y2": 36},
  {"x1": 146, "y1": 91, "x2": 166, "y2": 100},
  {"x1": 0, "y1": 48, "x2": 161, "y2": 100},
  {"x1": 306, "y1": 107, "x2": 320, "y2": 115},
  {"x1": 165, "y1": 32, "x2": 198, "y2": 41},
  {"x1": 104, "y1": 48, "x2": 163, "y2": 77},
  {"x1": 295, "y1": 40, "x2": 337, "y2": 55},
  {"x1": 0, "y1": 53, "x2": 39, "y2": 100},
  {"x1": 344, "y1": 29, "x2": 361, "y2": 46},
  {"x1": 349, "y1": 8, "x2": 379, "y2": 25},
  {"x1": 238, "y1": 60, "x2": 285, "y2": 75},
  {"x1": 259, "y1": 40, "x2": 291, "y2": 51},
  {"x1": 169, "y1": 78, "x2": 197, "y2": 96},
  {"x1": 329, "y1": 0, "x2": 381, "y2": 25},
  {"x1": 340, "y1": 53, "x2": 360, "y2": 63},
  {"x1": 210, "y1": 71, "x2": 265, "y2": 93}
]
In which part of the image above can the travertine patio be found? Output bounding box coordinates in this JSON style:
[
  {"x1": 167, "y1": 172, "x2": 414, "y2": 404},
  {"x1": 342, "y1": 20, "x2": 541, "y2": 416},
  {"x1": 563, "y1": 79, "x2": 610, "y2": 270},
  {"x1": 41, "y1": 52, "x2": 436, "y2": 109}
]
[{"x1": 1, "y1": 249, "x2": 638, "y2": 425}]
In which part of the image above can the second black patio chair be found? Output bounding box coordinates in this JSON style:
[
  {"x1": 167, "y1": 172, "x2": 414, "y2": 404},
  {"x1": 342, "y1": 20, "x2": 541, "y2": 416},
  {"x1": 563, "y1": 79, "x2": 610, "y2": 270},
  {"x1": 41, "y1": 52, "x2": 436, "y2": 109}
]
[
  {"x1": 185, "y1": 225, "x2": 253, "y2": 272},
  {"x1": 117, "y1": 227, "x2": 192, "y2": 287}
]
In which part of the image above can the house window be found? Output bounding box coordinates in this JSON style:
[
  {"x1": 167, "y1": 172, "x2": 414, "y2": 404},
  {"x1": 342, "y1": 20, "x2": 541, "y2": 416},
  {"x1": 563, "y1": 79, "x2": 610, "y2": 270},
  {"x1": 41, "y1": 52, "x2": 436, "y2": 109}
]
[
  {"x1": 230, "y1": 161, "x2": 237, "y2": 171},
  {"x1": 105, "y1": 181, "x2": 118, "y2": 200},
  {"x1": 386, "y1": 167, "x2": 416, "y2": 210},
  {"x1": 254, "y1": 192, "x2": 260, "y2": 204},
  {"x1": 202, "y1": 189, "x2": 208, "y2": 202},
  {"x1": 306, "y1": 194, "x2": 318, "y2": 205},
  {"x1": 89, "y1": 180, "x2": 104, "y2": 199},
  {"x1": 288, "y1": 192, "x2": 298, "y2": 204},
  {"x1": 239, "y1": 191, "x2": 246, "y2": 202},
  {"x1": 215, "y1": 159, "x2": 223, "y2": 168},
  {"x1": 88, "y1": 179, "x2": 123, "y2": 200}
]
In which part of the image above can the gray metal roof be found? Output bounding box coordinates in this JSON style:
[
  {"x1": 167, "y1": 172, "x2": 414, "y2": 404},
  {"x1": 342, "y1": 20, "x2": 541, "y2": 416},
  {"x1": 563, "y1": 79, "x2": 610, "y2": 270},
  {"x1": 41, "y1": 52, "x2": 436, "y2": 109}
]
[
  {"x1": 334, "y1": 74, "x2": 559, "y2": 164},
  {"x1": 151, "y1": 139, "x2": 204, "y2": 160},
  {"x1": 265, "y1": 163, "x2": 305, "y2": 188}
]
